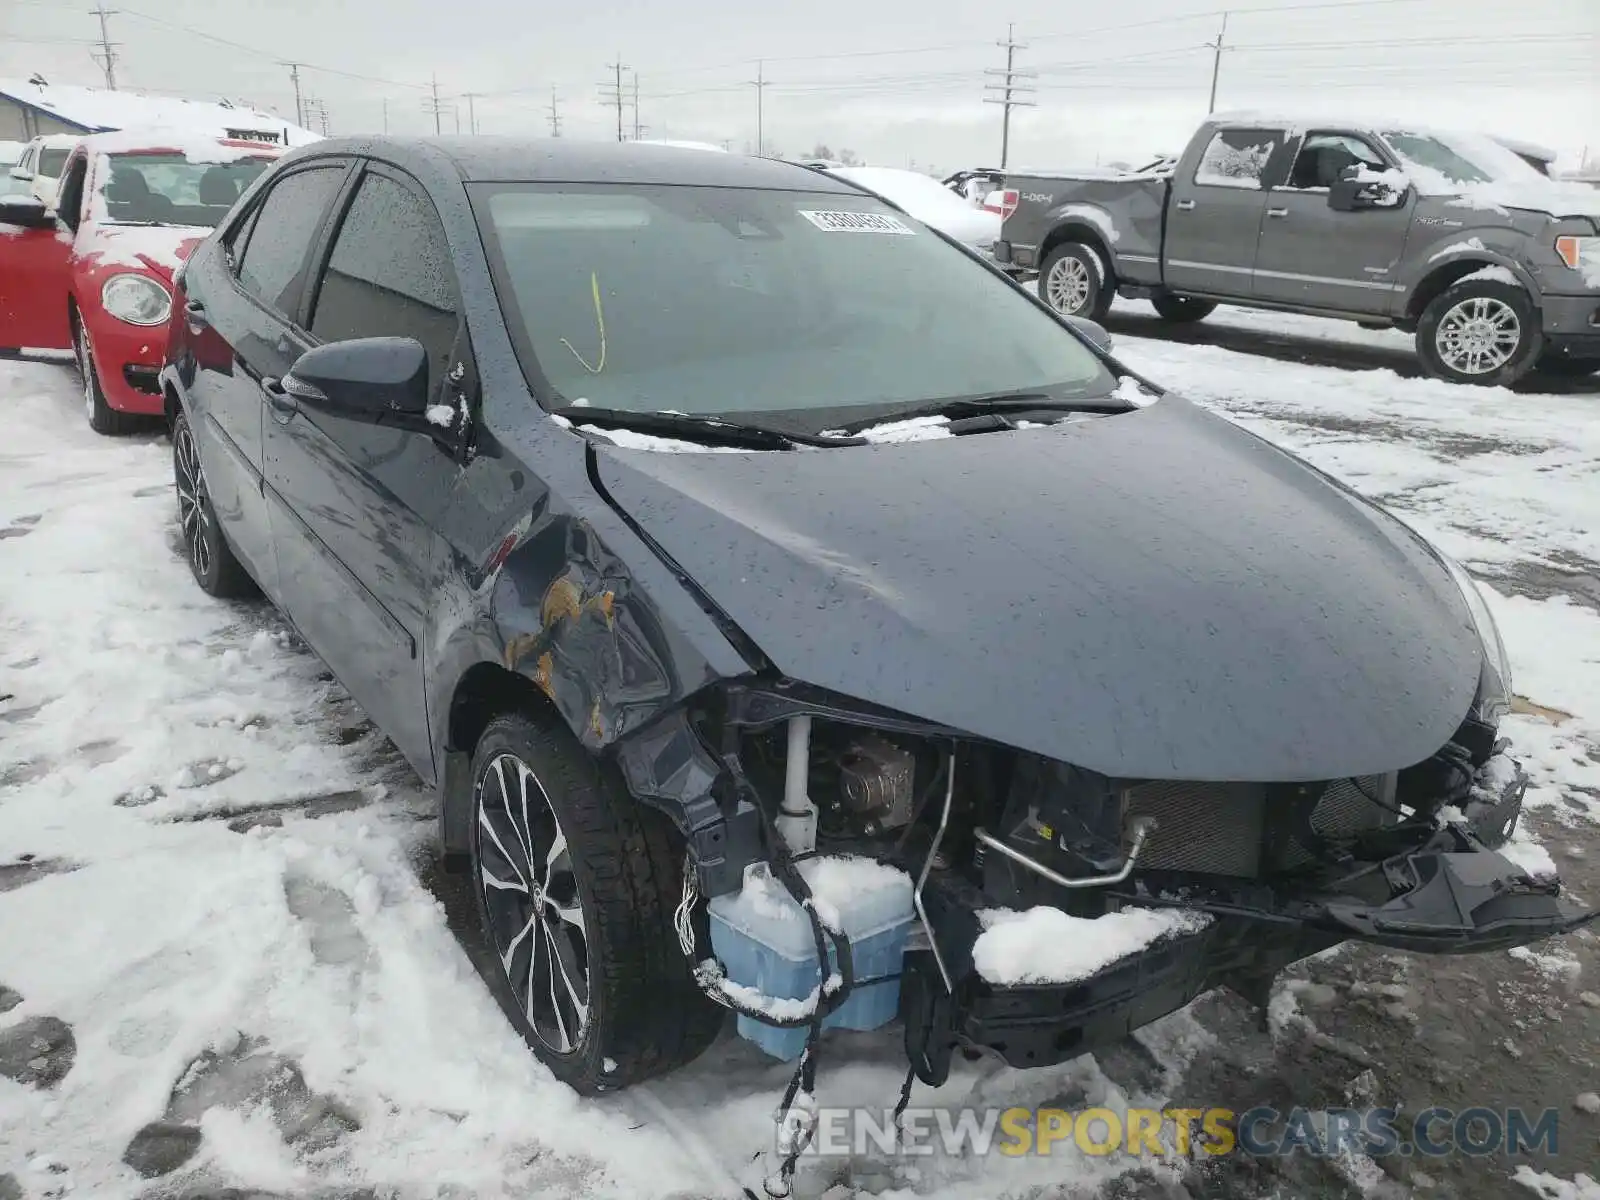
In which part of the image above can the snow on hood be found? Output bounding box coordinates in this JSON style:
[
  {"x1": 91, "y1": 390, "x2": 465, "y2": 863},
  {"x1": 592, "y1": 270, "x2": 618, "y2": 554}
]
[
  {"x1": 82, "y1": 224, "x2": 204, "y2": 278},
  {"x1": 594, "y1": 397, "x2": 1486, "y2": 781},
  {"x1": 827, "y1": 165, "x2": 1002, "y2": 247}
]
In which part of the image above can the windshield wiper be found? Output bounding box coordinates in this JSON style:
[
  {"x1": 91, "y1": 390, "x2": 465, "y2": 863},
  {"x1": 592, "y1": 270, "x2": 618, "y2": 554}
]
[
  {"x1": 554, "y1": 406, "x2": 866, "y2": 449},
  {"x1": 833, "y1": 390, "x2": 1132, "y2": 433}
]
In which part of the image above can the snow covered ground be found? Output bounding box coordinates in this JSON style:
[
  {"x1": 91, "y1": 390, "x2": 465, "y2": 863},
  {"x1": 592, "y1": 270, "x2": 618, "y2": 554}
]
[{"x1": 2, "y1": 326, "x2": 1598, "y2": 1199}]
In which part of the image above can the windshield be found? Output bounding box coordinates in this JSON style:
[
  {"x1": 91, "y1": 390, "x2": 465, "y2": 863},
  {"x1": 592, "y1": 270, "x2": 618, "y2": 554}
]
[
  {"x1": 100, "y1": 152, "x2": 274, "y2": 228},
  {"x1": 1379, "y1": 129, "x2": 1548, "y2": 194},
  {"x1": 474, "y1": 183, "x2": 1114, "y2": 423},
  {"x1": 39, "y1": 148, "x2": 71, "y2": 178}
]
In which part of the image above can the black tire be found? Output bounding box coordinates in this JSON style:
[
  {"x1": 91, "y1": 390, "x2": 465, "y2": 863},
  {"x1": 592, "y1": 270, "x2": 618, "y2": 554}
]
[
  {"x1": 1415, "y1": 279, "x2": 1543, "y2": 386},
  {"x1": 1151, "y1": 294, "x2": 1217, "y2": 323},
  {"x1": 468, "y1": 711, "x2": 722, "y2": 1092},
  {"x1": 74, "y1": 313, "x2": 139, "y2": 435},
  {"x1": 171, "y1": 409, "x2": 256, "y2": 598},
  {"x1": 1533, "y1": 353, "x2": 1600, "y2": 378},
  {"x1": 1038, "y1": 241, "x2": 1113, "y2": 321}
]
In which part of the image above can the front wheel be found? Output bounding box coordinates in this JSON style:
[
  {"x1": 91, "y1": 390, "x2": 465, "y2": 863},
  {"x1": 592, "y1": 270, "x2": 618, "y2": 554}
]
[
  {"x1": 74, "y1": 314, "x2": 138, "y2": 435},
  {"x1": 1038, "y1": 242, "x2": 1112, "y2": 321},
  {"x1": 1150, "y1": 294, "x2": 1217, "y2": 323},
  {"x1": 171, "y1": 410, "x2": 256, "y2": 598},
  {"x1": 468, "y1": 711, "x2": 721, "y2": 1092},
  {"x1": 1415, "y1": 280, "x2": 1543, "y2": 386}
]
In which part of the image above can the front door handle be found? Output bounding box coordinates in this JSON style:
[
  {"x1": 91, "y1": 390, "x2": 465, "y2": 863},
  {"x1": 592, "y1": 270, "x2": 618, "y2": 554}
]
[
  {"x1": 1175, "y1": 199, "x2": 1196, "y2": 211},
  {"x1": 1266, "y1": 206, "x2": 1289, "y2": 218},
  {"x1": 183, "y1": 299, "x2": 209, "y2": 329},
  {"x1": 262, "y1": 376, "x2": 298, "y2": 416}
]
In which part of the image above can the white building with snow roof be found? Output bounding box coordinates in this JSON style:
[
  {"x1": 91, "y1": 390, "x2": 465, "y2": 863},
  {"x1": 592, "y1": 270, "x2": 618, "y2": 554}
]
[{"x1": 0, "y1": 77, "x2": 318, "y2": 148}]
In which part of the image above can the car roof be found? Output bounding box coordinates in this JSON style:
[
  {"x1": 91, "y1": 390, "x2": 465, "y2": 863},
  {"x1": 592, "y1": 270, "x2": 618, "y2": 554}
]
[{"x1": 289, "y1": 136, "x2": 862, "y2": 192}]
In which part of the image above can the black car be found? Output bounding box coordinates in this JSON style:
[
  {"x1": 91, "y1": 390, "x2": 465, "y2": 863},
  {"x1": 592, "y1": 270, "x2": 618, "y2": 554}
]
[{"x1": 161, "y1": 137, "x2": 1592, "y2": 1104}]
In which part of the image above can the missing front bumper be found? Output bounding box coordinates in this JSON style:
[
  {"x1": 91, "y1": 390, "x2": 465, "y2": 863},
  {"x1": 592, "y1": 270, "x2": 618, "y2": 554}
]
[{"x1": 903, "y1": 756, "x2": 1596, "y2": 1083}]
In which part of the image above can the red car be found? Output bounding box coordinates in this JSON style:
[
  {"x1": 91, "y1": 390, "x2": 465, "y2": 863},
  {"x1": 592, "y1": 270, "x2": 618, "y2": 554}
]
[{"x1": 0, "y1": 130, "x2": 280, "y2": 432}]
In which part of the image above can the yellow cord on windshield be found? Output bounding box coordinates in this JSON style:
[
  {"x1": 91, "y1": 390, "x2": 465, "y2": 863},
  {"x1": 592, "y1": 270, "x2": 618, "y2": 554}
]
[{"x1": 560, "y1": 272, "x2": 607, "y2": 374}]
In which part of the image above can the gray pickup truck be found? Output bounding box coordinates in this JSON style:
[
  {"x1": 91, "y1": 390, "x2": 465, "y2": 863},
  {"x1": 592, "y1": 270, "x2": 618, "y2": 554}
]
[{"x1": 995, "y1": 115, "x2": 1600, "y2": 385}]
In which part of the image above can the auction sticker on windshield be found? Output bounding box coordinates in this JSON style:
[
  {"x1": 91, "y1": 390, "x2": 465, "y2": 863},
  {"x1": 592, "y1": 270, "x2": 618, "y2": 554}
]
[{"x1": 798, "y1": 210, "x2": 915, "y2": 234}]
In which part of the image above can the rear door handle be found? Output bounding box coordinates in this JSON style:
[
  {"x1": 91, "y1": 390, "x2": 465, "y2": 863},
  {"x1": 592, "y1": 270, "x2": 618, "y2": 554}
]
[
  {"x1": 1266, "y1": 207, "x2": 1289, "y2": 218},
  {"x1": 1175, "y1": 199, "x2": 1196, "y2": 211},
  {"x1": 261, "y1": 376, "x2": 298, "y2": 416}
]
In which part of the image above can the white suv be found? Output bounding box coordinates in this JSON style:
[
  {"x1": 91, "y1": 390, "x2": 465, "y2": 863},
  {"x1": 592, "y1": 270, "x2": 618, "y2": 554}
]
[{"x1": 9, "y1": 133, "x2": 81, "y2": 208}]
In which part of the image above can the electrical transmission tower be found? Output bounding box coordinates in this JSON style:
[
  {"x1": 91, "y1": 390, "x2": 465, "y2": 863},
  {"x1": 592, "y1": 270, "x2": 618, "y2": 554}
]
[
  {"x1": 600, "y1": 58, "x2": 629, "y2": 143},
  {"x1": 302, "y1": 97, "x2": 330, "y2": 136},
  {"x1": 547, "y1": 87, "x2": 563, "y2": 137},
  {"x1": 89, "y1": 2, "x2": 119, "y2": 89},
  {"x1": 983, "y1": 23, "x2": 1035, "y2": 170}
]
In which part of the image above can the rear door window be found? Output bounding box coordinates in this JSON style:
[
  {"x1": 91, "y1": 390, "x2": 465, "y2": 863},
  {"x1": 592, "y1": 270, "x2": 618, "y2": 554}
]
[
  {"x1": 309, "y1": 170, "x2": 459, "y2": 392},
  {"x1": 1193, "y1": 129, "x2": 1283, "y2": 190},
  {"x1": 235, "y1": 166, "x2": 345, "y2": 319}
]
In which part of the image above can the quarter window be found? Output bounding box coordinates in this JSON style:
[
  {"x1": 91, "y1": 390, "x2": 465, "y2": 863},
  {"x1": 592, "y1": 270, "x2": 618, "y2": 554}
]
[
  {"x1": 309, "y1": 172, "x2": 458, "y2": 392},
  {"x1": 1193, "y1": 129, "x2": 1282, "y2": 190},
  {"x1": 235, "y1": 166, "x2": 344, "y2": 318}
]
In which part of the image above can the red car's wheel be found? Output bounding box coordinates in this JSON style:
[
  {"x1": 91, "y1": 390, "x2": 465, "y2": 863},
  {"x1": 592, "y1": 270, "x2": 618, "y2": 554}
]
[{"x1": 73, "y1": 313, "x2": 139, "y2": 436}]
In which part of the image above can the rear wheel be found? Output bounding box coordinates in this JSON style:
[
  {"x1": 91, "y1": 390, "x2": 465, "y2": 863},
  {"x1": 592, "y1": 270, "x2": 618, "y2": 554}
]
[
  {"x1": 172, "y1": 410, "x2": 256, "y2": 598},
  {"x1": 1038, "y1": 242, "x2": 1112, "y2": 321},
  {"x1": 74, "y1": 314, "x2": 138, "y2": 435},
  {"x1": 468, "y1": 711, "x2": 721, "y2": 1092},
  {"x1": 1150, "y1": 294, "x2": 1217, "y2": 323},
  {"x1": 1415, "y1": 280, "x2": 1542, "y2": 386}
]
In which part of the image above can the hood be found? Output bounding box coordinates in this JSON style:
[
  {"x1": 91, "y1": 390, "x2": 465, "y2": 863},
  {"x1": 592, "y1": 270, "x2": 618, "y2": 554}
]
[
  {"x1": 595, "y1": 399, "x2": 1484, "y2": 782},
  {"x1": 84, "y1": 225, "x2": 204, "y2": 283},
  {"x1": 1444, "y1": 181, "x2": 1600, "y2": 223}
]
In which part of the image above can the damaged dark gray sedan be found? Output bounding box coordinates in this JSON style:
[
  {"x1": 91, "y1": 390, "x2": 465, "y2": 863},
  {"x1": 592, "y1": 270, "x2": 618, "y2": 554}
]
[{"x1": 162, "y1": 138, "x2": 1594, "y2": 1107}]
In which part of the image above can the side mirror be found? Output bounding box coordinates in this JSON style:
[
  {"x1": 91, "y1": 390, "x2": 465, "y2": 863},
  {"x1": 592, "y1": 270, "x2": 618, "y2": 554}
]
[
  {"x1": 283, "y1": 337, "x2": 430, "y2": 421},
  {"x1": 0, "y1": 195, "x2": 56, "y2": 229},
  {"x1": 9, "y1": 166, "x2": 34, "y2": 182},
  {"x1": 1063, "y1": 314, "x2": 1114, "y2": 354},
  {"x1": 1329, "y1": 167, "x2": 1404, "y2": 213}
]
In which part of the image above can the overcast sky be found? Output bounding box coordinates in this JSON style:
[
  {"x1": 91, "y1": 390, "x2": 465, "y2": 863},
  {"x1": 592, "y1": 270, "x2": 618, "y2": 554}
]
[{"x1": 4, "y1": 0, "x2": 1597, "y2": 171}]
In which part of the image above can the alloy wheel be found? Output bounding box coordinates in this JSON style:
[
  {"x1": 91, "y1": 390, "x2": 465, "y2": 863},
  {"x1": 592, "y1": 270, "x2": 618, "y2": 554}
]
[
  {"x1": 75, "y1": 324, "x2": 95, "y2": 420},
  {"x1": 173, "y1": 421, "x2": 212, "y2": 579},
  {"x1": 1435, "y1": 296, "x2": 1522, "y2": 376},
  {"x1": 1046, "y1": 255, "x2": 1093, "y2": 315},
  {"x1": 476, "y1": 751, "x2": 592, "y2": 1056}
]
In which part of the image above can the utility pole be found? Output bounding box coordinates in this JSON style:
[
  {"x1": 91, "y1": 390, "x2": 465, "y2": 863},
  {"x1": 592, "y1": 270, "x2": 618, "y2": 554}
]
[
  {"x1": 381, "y1": 97, "x2": 388, "y2": 133},
  {"x1": 287, "y1": 63, "x2": 304, "y2": 128},
  {"x1": 631, "y1": 74, "x2": 641, "y2": 140},
  {"x1": 547, "y1": 87, "x2": 563, "y2": 137},
  {"x1": 1207, "y1": 12, "x2": 1229, "y2": 114},
  {"x1": 425, "y1": 73, "x2": 444, "y2": 134},
  {"x1": 464, "y1": 92, "x2": 478, "y2": 135},
  {"x1": 749, "y1": 60, "x2": 767, "y2": 157},
  {"x1": 601, "y1": 57, "x2": 628, "y2": 143},
  {"x1": 89, "y1": 2, "x2": 119, "y2": 89},
  {"x1": 982, "y1": 23, "x2": 1036, "y2": 170}
]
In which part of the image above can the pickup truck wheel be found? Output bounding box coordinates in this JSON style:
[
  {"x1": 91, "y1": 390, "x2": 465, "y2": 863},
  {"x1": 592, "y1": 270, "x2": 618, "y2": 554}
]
[
  {"x1": 1039, "y1": 243, "x2": 1112, "y2": 321},
  {"x1": 1416, "y1": 280, "x2": 1542, "y2": 386},
  {"x1": 468, "y1": 711, "x2": 722, "y2": 1093},
  {"x1": 1151, "y1": 295, "x2": 1217, "y2": 323}
]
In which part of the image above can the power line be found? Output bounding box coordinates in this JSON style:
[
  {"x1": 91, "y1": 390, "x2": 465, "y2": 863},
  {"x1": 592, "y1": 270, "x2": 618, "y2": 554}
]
[
  {"x1": 89, "y1": 1, "x2": 119, "y2": 89},
  {"x1": 982, "y1": 23, "x2": 1035, "y2": 170}
]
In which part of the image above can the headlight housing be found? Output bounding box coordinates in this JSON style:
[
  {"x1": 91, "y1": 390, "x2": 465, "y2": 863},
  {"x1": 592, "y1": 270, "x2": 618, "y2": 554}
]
[
  {"x1": 1554, "y1": 235, "x2": 1600, "y2": 283},
  {"x1": 1441, "y1": 554, "x2": 1513, "y2": 722},
  {"x1": 100, "y1": 272, "x2": 172, "y2": 326}
]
